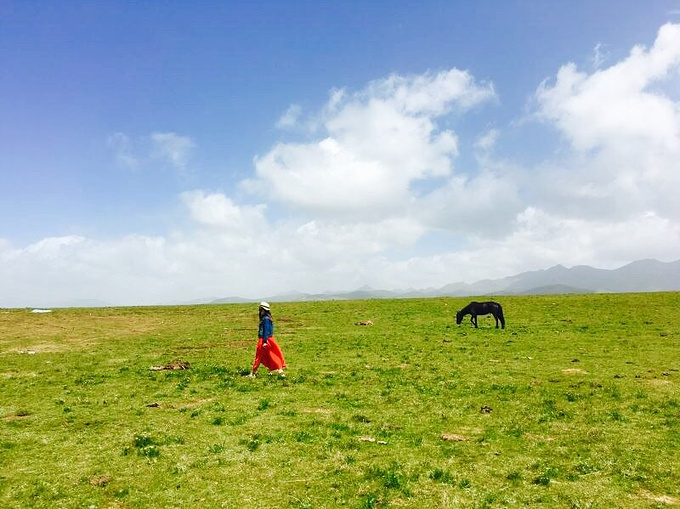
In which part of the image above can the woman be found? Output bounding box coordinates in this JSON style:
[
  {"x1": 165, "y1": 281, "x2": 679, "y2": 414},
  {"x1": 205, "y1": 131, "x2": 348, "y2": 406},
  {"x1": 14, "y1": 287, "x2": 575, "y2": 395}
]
[{"x1": 249, "y1": 302, "x2": 286, "y2": 377}]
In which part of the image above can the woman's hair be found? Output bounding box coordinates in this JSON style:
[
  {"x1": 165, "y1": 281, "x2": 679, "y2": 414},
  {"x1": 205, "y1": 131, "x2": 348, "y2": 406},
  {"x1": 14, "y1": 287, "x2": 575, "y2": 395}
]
[{"x1": 259, "y1": 307, "x2": 272, "y2": 320}]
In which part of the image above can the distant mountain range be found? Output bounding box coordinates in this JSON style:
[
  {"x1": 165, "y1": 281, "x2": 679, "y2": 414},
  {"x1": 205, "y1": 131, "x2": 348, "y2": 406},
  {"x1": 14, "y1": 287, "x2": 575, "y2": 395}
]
[{"x1": 211, "y1": 258, "x2": 680, "y2": 304}]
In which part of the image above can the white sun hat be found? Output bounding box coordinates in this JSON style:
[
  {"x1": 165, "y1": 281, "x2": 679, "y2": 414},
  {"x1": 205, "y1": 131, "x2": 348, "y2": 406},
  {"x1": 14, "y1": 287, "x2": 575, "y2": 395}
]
[{"x1": 259, "y1": 301, "x2": 270, "y2": 311}]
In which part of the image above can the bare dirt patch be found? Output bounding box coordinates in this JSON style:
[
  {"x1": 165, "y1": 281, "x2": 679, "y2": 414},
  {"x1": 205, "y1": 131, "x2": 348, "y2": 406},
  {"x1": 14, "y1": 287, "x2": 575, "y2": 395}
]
[
  {"x1": 358, "y1": 436, "x2": 387, "y2": 444},
  {"x1": 647, "y1": 379, "x2": 672, "y2": 386},
  {"x1": 638, "y1": 490, "x2": 679, "y2": 505},
  {"x1": 441, "y1": 433, "x2": 470, "y2": 442},
  {"x1": 179, "y1": 398, "x2": 216, "y2": 410},
  {"x1": 524, "y1": 433, "x2": 556, "y2": 443},
  {"x1": 89, "y1": 475, "x2": 112, "y2": 487},
  {"x1": 0, "y1": 370, "x2": 38, "y2": 379},
  {"x1": 562, "y1": 368, "x2": 588, "y2": 375},
  {"x1": 149, "y1": 360, "x2": 190, "y2": 371},
  {"x1": 2, "y1": 412, "x2": 31, "y2": 422},
  {"x1": 301, "y1": 408, "x2": 332, "y2": 415}
]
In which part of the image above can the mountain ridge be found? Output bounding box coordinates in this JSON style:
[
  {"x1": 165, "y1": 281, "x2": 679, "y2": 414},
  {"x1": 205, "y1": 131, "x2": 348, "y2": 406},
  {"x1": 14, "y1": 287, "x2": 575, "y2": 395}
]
[{"x1": 211, "y1": 258, "x2": 680, "y2": 304}]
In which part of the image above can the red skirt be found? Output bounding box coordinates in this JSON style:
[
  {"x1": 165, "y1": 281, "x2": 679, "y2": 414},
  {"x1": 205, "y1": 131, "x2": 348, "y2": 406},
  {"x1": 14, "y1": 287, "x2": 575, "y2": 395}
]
[{"x1": 252, "y1": 336, "x2": 286, "y2": 371}]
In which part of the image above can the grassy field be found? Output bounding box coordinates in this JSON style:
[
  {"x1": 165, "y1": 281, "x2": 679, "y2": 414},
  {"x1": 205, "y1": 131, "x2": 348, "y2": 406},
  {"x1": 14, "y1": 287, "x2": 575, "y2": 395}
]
[{"x1": 1, "y1": 293, "x2": 679, "y2": 508}]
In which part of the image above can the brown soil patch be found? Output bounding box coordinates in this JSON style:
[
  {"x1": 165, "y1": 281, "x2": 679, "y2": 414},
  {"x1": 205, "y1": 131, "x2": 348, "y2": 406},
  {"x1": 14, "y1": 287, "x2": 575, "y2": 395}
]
[
  {"x1": 2, "y1": 413, "x2": 31, "y2": 422},
  {"x1": 441, "y1": 433, "x2": 470, "y2": 442},
  {"x1": 358, "y1": 436, "x2": 387, "y2": 444},
  {"x1": 562, "y1": 368, "x2": 588, "y2": 375},
  {"x1": 524, "y1": 433, "x2": 556, "y2": 444},
  {"x1": 89, "y1": 475, "x2": 112, "y2": 487},
  {"x1": 0, "y1": 371, "x2": 38, "y2": 379},
  {"x1": 301, "y1": 408, "x2": 332, "y2": 415},
  {"x1": 644, "y1": 379, "x2": 674, "y2": 390},
  {"x1": 149, "y1": 360, "x2": 190, "y2": 371},
  {"x1": 179, "y1": 398, "x2": 216, "y2": 410},
  {"x1": 638, "y1": 490, "x2": 679, "y2": 505}
]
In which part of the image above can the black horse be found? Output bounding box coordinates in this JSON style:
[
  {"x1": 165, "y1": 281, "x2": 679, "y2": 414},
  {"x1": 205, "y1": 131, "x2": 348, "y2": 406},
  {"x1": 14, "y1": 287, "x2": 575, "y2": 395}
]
[{"x1": 456, "y1": 301, "x2": 505, "y2": 329}]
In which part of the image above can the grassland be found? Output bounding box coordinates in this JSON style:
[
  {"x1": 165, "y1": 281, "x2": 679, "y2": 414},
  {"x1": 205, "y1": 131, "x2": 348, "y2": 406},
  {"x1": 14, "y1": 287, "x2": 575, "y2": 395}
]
[{"x1": 1, "y1": 293, "x2": 679, "y2": 508}]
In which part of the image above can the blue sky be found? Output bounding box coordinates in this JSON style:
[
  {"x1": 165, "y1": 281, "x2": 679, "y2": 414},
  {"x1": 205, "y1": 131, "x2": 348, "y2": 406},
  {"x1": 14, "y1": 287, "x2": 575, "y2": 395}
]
[{"x1": 2, "y1": 1, "x2": 680, "y2": 307}]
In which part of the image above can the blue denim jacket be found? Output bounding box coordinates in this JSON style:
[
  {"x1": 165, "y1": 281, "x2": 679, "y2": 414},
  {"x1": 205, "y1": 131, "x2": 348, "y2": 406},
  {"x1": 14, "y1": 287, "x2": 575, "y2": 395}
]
[{"x1": 258, "y1": 315, "x2": 274, "y2": 344}]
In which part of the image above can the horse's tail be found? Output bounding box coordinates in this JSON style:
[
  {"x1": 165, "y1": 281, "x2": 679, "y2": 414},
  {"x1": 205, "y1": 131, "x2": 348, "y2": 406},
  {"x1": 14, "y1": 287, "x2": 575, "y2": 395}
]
[{"x1": 497, "y1": 304, "x2": 506, "y2": 329}]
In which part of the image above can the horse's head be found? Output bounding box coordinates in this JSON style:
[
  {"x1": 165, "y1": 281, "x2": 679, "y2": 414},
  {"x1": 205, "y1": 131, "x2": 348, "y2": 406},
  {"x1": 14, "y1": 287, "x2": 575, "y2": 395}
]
[{"x1": 455, "y1": 311, "x2": 463, "y2": 324}]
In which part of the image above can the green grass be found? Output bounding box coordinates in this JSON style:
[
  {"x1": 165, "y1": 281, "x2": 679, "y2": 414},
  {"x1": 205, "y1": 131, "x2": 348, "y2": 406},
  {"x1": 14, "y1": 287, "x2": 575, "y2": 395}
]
[{"x1": 1, "y1": 293, "x2": 679, "y2": 508}]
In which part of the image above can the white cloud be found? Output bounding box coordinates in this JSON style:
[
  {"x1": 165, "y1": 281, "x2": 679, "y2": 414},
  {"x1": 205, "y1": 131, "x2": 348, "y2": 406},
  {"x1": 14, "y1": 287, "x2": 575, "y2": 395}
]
[
  {"x1": 530, "y1": 22, "x2": 680, "y2": 222},
  {"x1": 107, "y1": 132, "x2": 139, "y2": 168},
  {"x1": 107, "y1": 131, "x2": 196, "y2": 172},
  {"x1": 474, "y1": 128, "x2": 499, "y2": 153},
  {"x1": 181, "y1": 190, "x2": 267, "y2": 232},
  {"x1": 362, "y1": 69, "x2": 497, "y2": 115},
  {"x1": 419, "y1": 170, "x2": 523, "y2": 237},
  {"x1": 393, "y1": 210, "x2": 680, "y2": 290},
  {"x1": 535, "y1": 23, "x2": 680, "y2": 153},
  {"x1": 151, "y1": 132, "x2": 195, "y2": 169},
  {"x1": 0, "y1": 235, "x2": 171, "y2": 307},
  {"x1": 245, "y1": 69, "x2": 496, "y2": 219},
  {"x1": 276, "y1": 104, "x2": 303, "y2": 128},
  {"x1": 591, "y1": 42, "x2": 608, "y2": 69}
]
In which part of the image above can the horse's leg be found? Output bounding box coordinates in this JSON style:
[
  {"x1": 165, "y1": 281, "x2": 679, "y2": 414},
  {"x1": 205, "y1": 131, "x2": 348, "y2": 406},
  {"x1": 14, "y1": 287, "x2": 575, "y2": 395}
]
[
  {"x1": 472, "y1": 314, "x2": 478, "y2": 328},
  {"x1": 494, "y1": 313, "x2": 499, "y2": 328}
]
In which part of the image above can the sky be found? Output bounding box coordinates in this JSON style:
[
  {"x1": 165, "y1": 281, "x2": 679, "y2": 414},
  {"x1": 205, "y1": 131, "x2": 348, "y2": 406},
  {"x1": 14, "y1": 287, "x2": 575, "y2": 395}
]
[{"x1": 1, "y1": 1, "x2": 680, "y2": 307}]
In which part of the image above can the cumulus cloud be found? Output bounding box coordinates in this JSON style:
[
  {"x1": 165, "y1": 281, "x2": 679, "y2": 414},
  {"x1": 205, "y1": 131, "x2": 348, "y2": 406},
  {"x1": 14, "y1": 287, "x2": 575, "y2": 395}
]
[
  {"x1": 535, "y1": 24, "x2": 680, "y2": 153},
  {"x1": 0, "y1": 235, "x2": 173, "y2": 307},
  {"x1": 530, "y1": 22, "x2": 680, "y2": 222},
  {"x1": 245, "y1": 69, "x2": 496, "y2": 219},
  {"x1": 181, "y1": 190, "x2": 267, "y2": 232},
  {"x1": 368, "y1": 207, "x2": 680, "y2": 292},
  {"x1": 419, "y1": 170, "x2": 523, "y2": 237}
]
